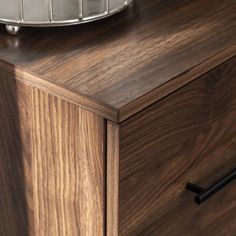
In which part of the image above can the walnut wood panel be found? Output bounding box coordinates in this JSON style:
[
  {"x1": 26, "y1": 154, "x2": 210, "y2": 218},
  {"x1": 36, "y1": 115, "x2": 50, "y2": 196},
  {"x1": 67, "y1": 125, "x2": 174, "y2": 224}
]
[
  {"x1": 0, "y1": 71, "x2": 34, "y2": 236},
  {"x1": 119, "y1": 56, "x2": 236, "y2": 235},
  {"x1": 31, "y1": 88, "x2": 105, "y2": 236},
  {"x1": 107, "y1": 121, "x2": 120, "y2": 236},
  {"x1": 0, "y1": 69, "x2": 105, "y2": 235},
  {"x1": 0, "y1": 0, "x2": 235, "y2": 122}
]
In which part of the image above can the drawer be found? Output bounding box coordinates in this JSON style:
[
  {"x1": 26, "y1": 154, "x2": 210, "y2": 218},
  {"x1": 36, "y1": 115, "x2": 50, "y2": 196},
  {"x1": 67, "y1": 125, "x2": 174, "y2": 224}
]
[{"x1": 118, "y1": 57, "x2": 236, "y2": 235}]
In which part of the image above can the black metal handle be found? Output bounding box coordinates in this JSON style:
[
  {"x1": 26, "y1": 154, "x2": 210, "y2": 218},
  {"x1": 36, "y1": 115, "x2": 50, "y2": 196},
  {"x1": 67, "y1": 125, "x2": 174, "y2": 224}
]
[{"x1": 186, "y1": 168, "x2": 236, "y2": 205}]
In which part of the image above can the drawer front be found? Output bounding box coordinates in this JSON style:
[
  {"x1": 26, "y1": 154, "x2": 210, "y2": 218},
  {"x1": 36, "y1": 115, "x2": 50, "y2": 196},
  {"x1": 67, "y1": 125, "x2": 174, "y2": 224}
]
[{"x1": 119, "y1": 56, "x2": 236, "y2": 235}]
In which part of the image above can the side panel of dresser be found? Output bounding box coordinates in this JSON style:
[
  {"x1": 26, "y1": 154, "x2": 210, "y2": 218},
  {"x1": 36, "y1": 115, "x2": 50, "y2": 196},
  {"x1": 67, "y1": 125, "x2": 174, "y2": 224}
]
[
  {"x1": 116, "y1": 57, "x2": 236, "y2": 235},
  {"x1": 0, "y1": 69, "x2": 105, "y2": 236},
  {"x1": 0, "y1": 70, "x2": 33, "y2": 236}
]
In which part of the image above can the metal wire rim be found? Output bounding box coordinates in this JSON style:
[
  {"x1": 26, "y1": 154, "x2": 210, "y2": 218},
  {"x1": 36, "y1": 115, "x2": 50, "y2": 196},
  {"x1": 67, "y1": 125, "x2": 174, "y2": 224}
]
[{"x1": 0, "y1": 0, "x2": 133, "y2": 27}]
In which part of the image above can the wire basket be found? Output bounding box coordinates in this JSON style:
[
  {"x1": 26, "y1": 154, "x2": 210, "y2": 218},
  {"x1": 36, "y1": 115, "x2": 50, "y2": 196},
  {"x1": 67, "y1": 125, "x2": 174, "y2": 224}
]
[{"x1": 0, "y1": 0, "x2": 133, "y2": 34}]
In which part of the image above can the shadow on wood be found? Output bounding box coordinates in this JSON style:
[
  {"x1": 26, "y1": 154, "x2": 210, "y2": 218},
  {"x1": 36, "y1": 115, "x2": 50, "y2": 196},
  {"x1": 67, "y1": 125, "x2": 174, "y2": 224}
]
[{"x1": 0, "y1": 67, "x2": 32, "y2": 236}]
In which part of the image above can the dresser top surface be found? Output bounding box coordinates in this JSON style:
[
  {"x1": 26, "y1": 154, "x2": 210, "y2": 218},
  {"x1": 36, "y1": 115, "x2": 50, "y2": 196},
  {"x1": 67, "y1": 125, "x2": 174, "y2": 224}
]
[{"x1": 0, "y1": 0, "x2": 235, "y2": 122}]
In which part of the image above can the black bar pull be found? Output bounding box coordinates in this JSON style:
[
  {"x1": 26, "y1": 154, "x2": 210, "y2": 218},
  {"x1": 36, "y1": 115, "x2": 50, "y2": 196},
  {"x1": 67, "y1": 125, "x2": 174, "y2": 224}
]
[{"x1": 186, "y1": 168, "x2": 236, "y2": 205}]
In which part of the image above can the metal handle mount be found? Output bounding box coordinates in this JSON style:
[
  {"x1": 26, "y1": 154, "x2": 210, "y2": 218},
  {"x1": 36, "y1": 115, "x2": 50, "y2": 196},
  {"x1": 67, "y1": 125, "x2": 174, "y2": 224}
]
[{"x1": 186, "y1": 168, "x2": 236, "y2": 205}]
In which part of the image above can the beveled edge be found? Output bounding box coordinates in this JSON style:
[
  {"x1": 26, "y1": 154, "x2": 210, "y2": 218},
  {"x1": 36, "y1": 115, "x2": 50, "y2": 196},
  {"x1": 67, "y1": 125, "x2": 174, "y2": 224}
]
[
  {"x1": 0, "y1": 44, "x2": 235, "y2": 124},
  {"x1": 118, "y1": 45, "x2": 236, "y2": 123},
  {"x1": 0, "y1": 59, "x2": 119, "y2": 122}
]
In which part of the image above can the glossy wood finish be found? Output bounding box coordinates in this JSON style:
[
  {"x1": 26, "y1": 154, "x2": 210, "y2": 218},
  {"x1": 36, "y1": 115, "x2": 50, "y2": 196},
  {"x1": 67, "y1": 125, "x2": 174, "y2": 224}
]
[
  {"x1": 118, "y1": 57, "x2": 236, "y2": 235},
  {"x1": 0, "y1": 0, "x2": 235, "y2": 122},
  {"x1": 0, "y1": 70, "x2": 105, "y2": 235}
]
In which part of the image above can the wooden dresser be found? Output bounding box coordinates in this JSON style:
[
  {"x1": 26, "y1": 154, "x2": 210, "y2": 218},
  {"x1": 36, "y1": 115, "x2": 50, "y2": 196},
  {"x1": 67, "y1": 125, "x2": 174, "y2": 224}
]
[{"x1": 0, "y1": 0, "x2": 236, "y2": 235}]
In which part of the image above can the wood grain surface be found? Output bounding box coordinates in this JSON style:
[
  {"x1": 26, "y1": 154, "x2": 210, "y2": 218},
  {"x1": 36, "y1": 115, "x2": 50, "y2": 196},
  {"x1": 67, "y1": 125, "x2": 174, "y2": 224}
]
[
  {"x1": 0, "y1": 0, "x2": 235, "y2": 122},
  {"x1": 118, "y1": 56, "x2": 236, "y2": 235},
  {"x1": 0, "y1": 69, "x2": 105, "y2": 235},
  {"x1": 31, "y1": 88, "x2": 105, "y2": 236},
  {"x1": 107, "y1": 121, "x2": 120, "y2": 236},
  {"x1": 0, "y1": 70, "x2": 34, "y2": 236}
]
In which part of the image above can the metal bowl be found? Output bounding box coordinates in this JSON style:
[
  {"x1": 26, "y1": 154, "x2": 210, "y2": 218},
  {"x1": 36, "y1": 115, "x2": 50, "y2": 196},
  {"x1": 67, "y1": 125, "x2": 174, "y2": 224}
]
[{"x1": 0, "y1": 0, "x2": 133, "y2": 34}]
